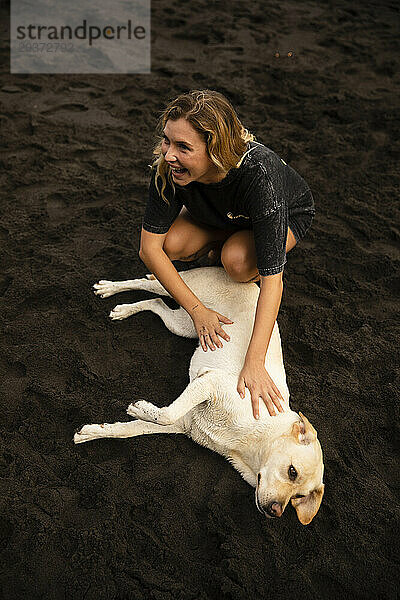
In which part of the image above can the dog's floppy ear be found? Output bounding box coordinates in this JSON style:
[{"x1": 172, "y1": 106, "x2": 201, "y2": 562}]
[
  {"x1": 291, "y1": 484, "x2": 324, "y2": 525},
  {"x1": 291, "y1": 412, "x2": 318, "y2": 445}
]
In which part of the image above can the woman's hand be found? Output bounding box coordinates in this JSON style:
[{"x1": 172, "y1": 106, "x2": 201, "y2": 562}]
[
  {"x1": 237, "y1": 358, "x2": 285, "y2": 419},
  {"x1": 190, "y1": 305, "x2": 233, "y2": 351}
]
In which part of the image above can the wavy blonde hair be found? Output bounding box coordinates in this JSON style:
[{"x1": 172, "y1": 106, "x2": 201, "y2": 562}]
[{"x1": 151, "y1": 89, "x2": 255, "y2": 203}]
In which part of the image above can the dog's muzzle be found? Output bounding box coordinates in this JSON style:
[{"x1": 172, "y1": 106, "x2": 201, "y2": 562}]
[
  {"x1": 263, "y1": 501, "x2": 283, "y2": 518},
  {"x1": 256, "y1": 482, "x2": 283, "y2": 518}
]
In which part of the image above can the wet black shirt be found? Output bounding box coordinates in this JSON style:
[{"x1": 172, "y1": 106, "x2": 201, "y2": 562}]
[{"x1": 142, "y1": 141, "x2": 315, "y2": 276}]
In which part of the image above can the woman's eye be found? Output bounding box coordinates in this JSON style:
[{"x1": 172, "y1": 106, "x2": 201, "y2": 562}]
[
  {"x1": 162, "y1": 137, "x2": 187, "y2": 151},
  {"x1": 288, "y1": 465, "x2": 297, "y2": 481}
]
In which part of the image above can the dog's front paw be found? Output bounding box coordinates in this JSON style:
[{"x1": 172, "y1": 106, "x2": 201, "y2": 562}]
[
  {"x1": 127, "y1": 400, "x2": 160, "y2": 422},
  {"x1": 74, "y1": 423, "x2": 108, "y2": 443},
  {"x1": 127, "y1": 400, "x2": 172, "y2": 425}
]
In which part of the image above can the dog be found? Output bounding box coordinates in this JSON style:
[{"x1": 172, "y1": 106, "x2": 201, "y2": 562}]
[{"x1": 74, "y1": 267, "x2": 324, "y2": 524}]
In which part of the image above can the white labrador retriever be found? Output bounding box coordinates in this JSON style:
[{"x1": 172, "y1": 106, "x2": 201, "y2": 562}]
[{"x1": 74, "y1": 267, "x2": 324, "y2": 525}]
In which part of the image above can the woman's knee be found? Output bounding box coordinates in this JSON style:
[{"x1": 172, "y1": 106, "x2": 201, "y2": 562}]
[
  {"x1": 163, "y1": 221, "x2": 215, "y2": 261},
  {"x1": 221, "y1": 240, "x2": 256, "y2": 282},
  {"x1": 163, "y1": 227, "x2": 186, "y2": 260},
  {"x1": 164, "y1": 211, "x2": 232, "y2": 261}
]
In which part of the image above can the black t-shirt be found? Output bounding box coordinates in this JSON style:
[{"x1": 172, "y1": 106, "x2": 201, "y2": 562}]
[{"x1": 142, "y1": 141, "x2": 314, "y2": 276}]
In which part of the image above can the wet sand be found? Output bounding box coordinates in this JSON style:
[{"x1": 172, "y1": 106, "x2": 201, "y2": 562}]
[{"x1": 0, "y1": 1, "x2": 399, "y2": 598}]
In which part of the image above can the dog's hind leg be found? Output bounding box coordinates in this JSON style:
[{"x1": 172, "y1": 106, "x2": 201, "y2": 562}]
[
  {"x1": 109, "y1": 298, "x2": 196, "y2": 338},
  {"x1": 93, "y1": 276, "x2": 171, "y2": 299},
  {"x1": 127, "y1": 369, "x2": 224, "y2": 425},
  {"x1": 74, "y1": 418, "x2": 185, "y2": 444}
]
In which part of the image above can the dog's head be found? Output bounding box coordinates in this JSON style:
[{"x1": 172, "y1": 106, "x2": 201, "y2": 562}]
[{"x1": 256, "y1": 412, "x2": 324, "y2": 525}]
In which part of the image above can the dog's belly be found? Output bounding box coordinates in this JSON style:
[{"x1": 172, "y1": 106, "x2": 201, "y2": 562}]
[
  {"x1": 179, "y1": 266, "x2": 290, "y2": 403},
  {"x1": 189, "y1": 320, "x2": 253, "y2": 381},
  {"x1": 179, "y1": 267, "x2": 259, "y2": 321},
  {"x1": 184, "y1": 378, "x2": 254, "y2": 451},
  {"x1": 185, "y1": 381, "x2": 293, "y2": 456},
  {"x1": 188, "y1": 320, "x2": 290, "y2": 404}
]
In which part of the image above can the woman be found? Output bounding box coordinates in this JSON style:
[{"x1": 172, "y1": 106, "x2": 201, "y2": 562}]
[{"x1": 139, "y1": 90, "x2": 315, "y2": 421}]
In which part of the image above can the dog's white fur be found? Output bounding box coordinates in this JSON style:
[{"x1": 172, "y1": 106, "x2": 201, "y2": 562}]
[{"x1": 75, "y1": 267, "x2": 324, "y2": 524}]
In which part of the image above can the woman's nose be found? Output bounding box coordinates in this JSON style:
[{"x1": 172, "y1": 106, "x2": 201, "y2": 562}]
[{"x1": 164, "y1": 146, "x2": 176, "y2": 162}]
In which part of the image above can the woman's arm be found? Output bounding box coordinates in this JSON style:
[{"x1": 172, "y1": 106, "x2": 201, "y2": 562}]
[
  {"x1": 140, "y1": 228, "x2": 202, "y2": 312},
  {"x1": 139, "y1": 228, "x2": 233, "y2": 350},
  {"x1": 237, "y1": 272, "x2": 285, "y2": 419}
]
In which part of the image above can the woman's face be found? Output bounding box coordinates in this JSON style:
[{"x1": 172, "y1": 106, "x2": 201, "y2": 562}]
[{"x1": 161, "y1": 118, "x2": 226, "y2": 185}]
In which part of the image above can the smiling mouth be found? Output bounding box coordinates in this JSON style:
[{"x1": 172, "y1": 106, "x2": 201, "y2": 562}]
[{"x1": 169, "y1": 165, "x2": 188, "y2": 174}]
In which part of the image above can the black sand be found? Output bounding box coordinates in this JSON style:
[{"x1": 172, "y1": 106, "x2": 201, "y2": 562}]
[{"x1": 0, "y1": 1, "x2": 399, "y2": 598}]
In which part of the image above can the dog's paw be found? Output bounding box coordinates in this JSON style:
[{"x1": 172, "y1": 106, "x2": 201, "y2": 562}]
[
  {"x1": 127, "y1": 401, "x2": 171, "y2": 425},
  {"x1": 93, "y1": 280, "x2": 120, "y2": 298},
  {"x1": 109, "y1": 304, "x2": 135, "y2": 320},
  {"x1": 74, "y1": 423, "x2": 108, "y2": 443},
  {"x1": 127, "y1": 400, "x2": 159, "y2": 422}
]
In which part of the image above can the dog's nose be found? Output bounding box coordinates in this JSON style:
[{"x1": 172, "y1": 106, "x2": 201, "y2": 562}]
[{"x1": 265, "y1": 502, "x2": 283, "y2": 518}]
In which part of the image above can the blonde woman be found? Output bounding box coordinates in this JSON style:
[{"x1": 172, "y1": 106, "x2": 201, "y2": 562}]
[{"x1": 140, "y1": 90, "x2": 315, "y2": 421}]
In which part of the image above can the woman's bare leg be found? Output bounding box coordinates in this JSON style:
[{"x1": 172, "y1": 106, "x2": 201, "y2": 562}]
[
  {"x1": 221, "y1": 228, "x2": 297, "y2": 283},
  {"x1": 286, "y1": 228, "x2": 297, "y2": 253},
  {"x1": 161, "y1": 207, "x2": 297, "y2": 283},
  {"x1": 163, "y1": 208, "x2": 233, "y2": 262}
]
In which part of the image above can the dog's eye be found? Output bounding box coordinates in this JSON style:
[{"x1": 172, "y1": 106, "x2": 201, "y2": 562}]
[
  {"x1": 288, "y1": 465, "x2": 297, "y2": 481},
  {"x1": 257, "y1": 473, "x2": 261, "y2": 484}
]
